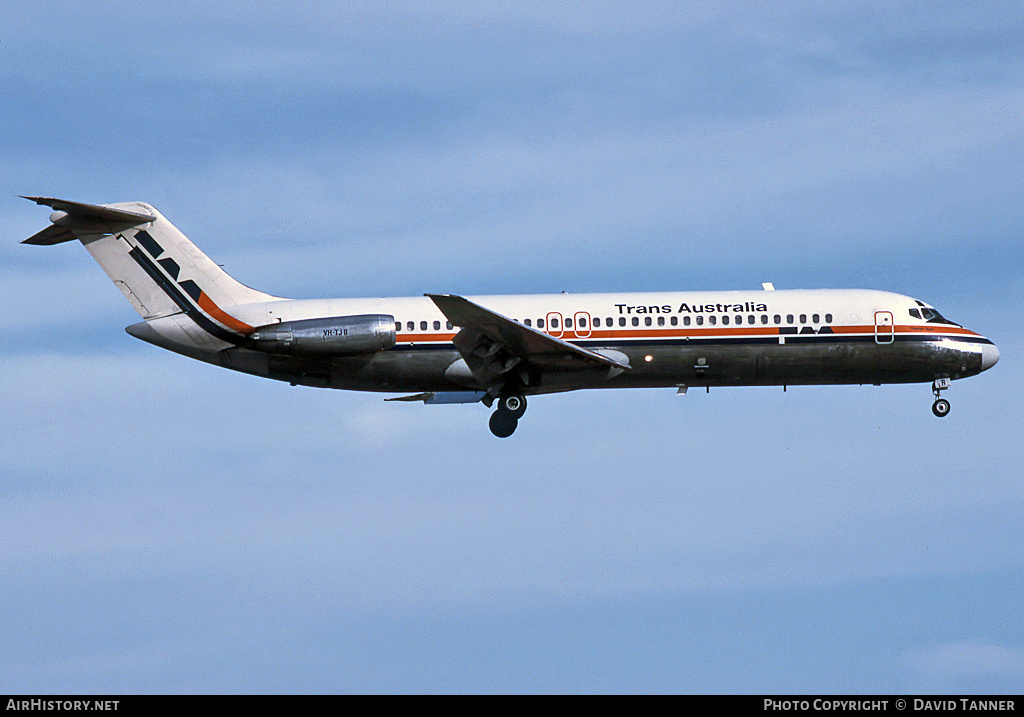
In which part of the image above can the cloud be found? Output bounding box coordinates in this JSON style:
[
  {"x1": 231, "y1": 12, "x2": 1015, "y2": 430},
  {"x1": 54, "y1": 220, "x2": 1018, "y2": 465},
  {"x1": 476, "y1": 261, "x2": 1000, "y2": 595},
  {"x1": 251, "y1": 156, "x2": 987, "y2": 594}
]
[{"x1": 909, "y1": 640, "x2": 1024, "y2": 690}]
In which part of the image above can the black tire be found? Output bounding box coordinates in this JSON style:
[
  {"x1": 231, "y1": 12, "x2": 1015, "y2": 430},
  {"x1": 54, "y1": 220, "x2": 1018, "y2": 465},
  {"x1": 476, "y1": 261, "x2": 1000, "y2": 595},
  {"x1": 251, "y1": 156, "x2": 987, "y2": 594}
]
[
  {"x1": 932, "y1": 398, "x2": 951, "y2": 418},
  {"x1": 489, "y1": 410, "x2": 518, "y2": 438},
  {"x1": 500, "y1": 394, "x2": 527, "y2": 419}
]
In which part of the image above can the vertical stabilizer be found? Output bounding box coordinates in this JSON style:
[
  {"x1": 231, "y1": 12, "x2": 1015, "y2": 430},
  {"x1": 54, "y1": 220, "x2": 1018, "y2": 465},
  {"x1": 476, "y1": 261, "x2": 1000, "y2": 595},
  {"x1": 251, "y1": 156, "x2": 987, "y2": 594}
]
[{"x1": 22, "y1": 197, "x2": 280, "y2": 345}]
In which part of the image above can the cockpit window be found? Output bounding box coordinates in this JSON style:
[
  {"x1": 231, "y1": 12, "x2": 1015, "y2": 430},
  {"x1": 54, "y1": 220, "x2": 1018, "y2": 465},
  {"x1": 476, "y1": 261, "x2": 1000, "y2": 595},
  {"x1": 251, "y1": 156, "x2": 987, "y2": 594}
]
[
  {"x1": 921, "y1": 307, "x2": 960, "y2": 326},
  {"x1": 909, "y1": 308, "x2": 921, "y2": 319}
]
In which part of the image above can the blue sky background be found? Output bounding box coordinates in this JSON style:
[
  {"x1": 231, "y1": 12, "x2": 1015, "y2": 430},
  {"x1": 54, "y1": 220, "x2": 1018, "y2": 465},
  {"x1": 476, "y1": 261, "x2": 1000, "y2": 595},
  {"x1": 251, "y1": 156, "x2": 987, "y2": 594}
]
[{"x1": 2, "y1": 1, "x2": 1022, "y2": 693}]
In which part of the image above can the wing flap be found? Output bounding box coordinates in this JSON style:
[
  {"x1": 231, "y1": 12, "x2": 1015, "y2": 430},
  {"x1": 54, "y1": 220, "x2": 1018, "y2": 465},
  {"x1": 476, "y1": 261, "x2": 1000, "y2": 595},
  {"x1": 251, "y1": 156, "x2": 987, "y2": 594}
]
[{"x1": 385, "y1": 391, "x2": 488, "y2": 404}]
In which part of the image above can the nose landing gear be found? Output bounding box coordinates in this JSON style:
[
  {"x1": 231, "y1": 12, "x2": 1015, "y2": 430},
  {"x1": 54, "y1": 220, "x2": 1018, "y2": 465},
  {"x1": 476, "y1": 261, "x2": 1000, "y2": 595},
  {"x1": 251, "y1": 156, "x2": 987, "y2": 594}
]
[
  {"x1": 932, "y1": 397, "x2": 951, "y2": 417},
  {"x1": 931, "y1": 378, "x2": 951, "y2": 418},
  {"x1": 488, "y1": 394, "x2": 527, "y2": 437}
]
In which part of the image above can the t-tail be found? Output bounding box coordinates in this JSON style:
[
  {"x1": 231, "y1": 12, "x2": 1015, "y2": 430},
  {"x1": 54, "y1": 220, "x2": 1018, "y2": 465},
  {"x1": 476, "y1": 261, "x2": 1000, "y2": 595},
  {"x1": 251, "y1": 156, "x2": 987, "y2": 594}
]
[{"x1": 21, "y1": 197, "x2": 279, "y2": 350}]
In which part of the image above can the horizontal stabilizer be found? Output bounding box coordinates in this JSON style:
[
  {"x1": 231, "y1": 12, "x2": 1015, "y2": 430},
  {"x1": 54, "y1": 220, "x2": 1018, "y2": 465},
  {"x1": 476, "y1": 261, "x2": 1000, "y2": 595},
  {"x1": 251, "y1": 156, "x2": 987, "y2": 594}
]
[
  {"x1": 21, "y1": 196, "x2": 156, "y2": 245},
  {"x1": 22, "y1": 196, "x2": 156, "y2": 224},
  {"x1": 21, "y1": 223, "x2": 77, "y2": 246}
]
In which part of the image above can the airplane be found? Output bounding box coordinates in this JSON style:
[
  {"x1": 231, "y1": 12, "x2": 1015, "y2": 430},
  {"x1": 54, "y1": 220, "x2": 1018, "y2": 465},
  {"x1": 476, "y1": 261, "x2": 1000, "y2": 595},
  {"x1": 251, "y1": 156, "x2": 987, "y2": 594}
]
[{"x1": 21, "y1": 196, "x2": 999, "y2": 437}]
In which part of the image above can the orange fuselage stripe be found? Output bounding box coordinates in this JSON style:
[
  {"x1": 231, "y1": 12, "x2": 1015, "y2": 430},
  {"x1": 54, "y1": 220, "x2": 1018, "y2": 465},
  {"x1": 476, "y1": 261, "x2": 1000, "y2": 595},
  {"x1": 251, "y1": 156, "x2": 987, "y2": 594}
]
[
  {"x1": 198, "y1": 292, "x2": 255, "y2": 334},
  {"x1": 394, "y1": 324, "x2": 980, "y2": 344}
]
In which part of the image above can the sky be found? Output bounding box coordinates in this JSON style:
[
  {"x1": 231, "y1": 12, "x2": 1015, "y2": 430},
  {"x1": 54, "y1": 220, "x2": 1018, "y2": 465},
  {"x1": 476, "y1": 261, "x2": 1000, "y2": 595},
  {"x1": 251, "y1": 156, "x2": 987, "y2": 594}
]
[{"x1": 1, "y1": 0, "x2": 1023, "y2": 694}]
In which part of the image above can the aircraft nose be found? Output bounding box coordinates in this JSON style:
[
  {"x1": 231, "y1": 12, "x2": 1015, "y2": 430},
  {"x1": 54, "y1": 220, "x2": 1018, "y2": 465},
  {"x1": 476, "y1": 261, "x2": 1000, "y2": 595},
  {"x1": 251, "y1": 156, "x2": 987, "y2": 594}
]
[{"x1": 981, "y1": 343, "x2": 1000, "y2": 371}]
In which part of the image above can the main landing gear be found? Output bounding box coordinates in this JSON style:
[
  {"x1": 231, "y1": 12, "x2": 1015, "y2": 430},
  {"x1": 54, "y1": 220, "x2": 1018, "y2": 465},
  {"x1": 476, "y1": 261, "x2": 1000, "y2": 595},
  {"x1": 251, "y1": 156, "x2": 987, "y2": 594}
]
[
  {"x1": 931, "y1": 378, "x2": 951, "y2": 418},
  {"x1": 488, "y1": 394, "x2": 527, "y2": 438}
]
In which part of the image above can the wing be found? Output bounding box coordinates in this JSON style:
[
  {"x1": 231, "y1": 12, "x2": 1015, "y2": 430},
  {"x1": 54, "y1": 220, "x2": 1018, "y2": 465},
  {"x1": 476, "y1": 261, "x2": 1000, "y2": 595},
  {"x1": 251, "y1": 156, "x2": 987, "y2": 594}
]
[{"x1": 427, "y1": 293, "x2": 630, "y2": 390}]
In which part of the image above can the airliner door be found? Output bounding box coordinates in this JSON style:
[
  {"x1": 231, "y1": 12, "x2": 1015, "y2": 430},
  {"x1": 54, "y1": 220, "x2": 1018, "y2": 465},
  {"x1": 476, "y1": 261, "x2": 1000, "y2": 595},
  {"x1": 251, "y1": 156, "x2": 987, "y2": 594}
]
[
  {"x1": 545, "y1": 312, "x2": 564, "y2": 338},
  {"x1": 874, "y1": 311, "x2": 894, "y2": 344}
]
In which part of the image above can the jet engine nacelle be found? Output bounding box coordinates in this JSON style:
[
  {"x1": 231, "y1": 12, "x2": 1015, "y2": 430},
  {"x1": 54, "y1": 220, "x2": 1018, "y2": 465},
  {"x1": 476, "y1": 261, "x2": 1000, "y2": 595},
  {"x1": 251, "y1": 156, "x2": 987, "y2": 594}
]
[{"x1": 250, "y1": 314, "x2": 396, "y2": 355}]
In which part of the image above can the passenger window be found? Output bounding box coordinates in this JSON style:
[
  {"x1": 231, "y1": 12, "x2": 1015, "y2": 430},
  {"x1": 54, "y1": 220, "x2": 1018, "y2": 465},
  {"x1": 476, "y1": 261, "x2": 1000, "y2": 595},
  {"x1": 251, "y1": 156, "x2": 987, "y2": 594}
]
[
  {"x1": 825, "y1": 314, "x2": 832, "y2": 323},
  {"x1": 645, "y1": 317, "x2": 652, "y2": 326},
  {"x1": 446, "y1": 321, "x2": 453, "y2": 330},
  {"x1": 407, "y1": 321, "x2": 415, "y2": 331},
  {"x1": 799, "y1": 314, "x2": 806, "y2": 324},
  {"x1": 787, "y1": 315, "x2": 794, "y2": 324},
  {"x1": 748, "y1": 315, "x2": 755, "y2": 324},
  {"x1": 709, "y1": 316, "x2": 717, "y2": 325},
  {"x1": 722, "y1": 316, "x2": 730, "y2": 325},
  {"x1": 774, "y1": 315, "x2": 781, "y2": 324},
  {"x1": 619, "y1": 317, "x2": 626, "y2": 327},
  {"x1": 761, "y1": 315, "x2": 768, "y2": 324},
  {"x1": 811, "y1": 314, "x2": 818, "y2": 323},
  {"x1": 696, "y1": 316, "x2": 703, "y2": 326},
  {"x1": 551, "y1": 318, "x2": 559, "y2": 328},
  {"x1": 565, "y1": 318, "x2": 573, "y2": 328},
  {"x1": 657, "y1": 316, "x2": 665, "y2": 326},
  {"x1": 683, "y1": 316, "x2": 690, "y2": 326},
  {"x1": 525, "y1": 318, "x2": 531, "y2": 327},
  {"x1": 420, "y1": 321, "x2": 428, "y2": 331},
  {"x1": 632, "y1": 317, "x2": 639, "y2": 327},
  {"x1": 433, "y1": 320, "x2": 440, "y2": 330},
  {"x1": 579, "y1": 317, "x2": 587, "y2": 327},
  {"x1": 538, "y1": 319, "x2": 545, "y2": 329},
  {"x1": 735, "y1": 315, "x2": 742, "y2": 325}
]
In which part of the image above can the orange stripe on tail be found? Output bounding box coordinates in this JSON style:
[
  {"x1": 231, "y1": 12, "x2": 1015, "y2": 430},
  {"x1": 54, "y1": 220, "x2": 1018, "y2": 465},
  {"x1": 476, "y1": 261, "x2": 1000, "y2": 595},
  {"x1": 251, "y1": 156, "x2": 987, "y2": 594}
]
[{"x1": 198, "y1": 292, "x2": 255, "y2": 334}]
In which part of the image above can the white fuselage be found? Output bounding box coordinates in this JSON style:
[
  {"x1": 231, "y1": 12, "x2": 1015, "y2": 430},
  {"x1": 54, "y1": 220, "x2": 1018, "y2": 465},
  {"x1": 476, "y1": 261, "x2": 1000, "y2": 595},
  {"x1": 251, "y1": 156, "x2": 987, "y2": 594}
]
[
  {"x1": 22, "y1": 197, "x2": 999, "y2": 434},
  {"x1": 136, "y1": 287, "x2": 997, "y2": 395}
]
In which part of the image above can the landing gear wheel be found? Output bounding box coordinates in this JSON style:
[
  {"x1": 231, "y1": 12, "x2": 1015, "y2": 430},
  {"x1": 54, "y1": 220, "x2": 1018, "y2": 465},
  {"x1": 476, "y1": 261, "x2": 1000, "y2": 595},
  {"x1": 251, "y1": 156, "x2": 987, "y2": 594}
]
[
  {"x1": 932, "y1": 398, "x2": 951, "y2": 418},
  {"x1": 500, "y1": 394, "x2": 527, "y2": 419},
  {"x1": 489, "y1": 410, "x2": 518, "y2": 438}
]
